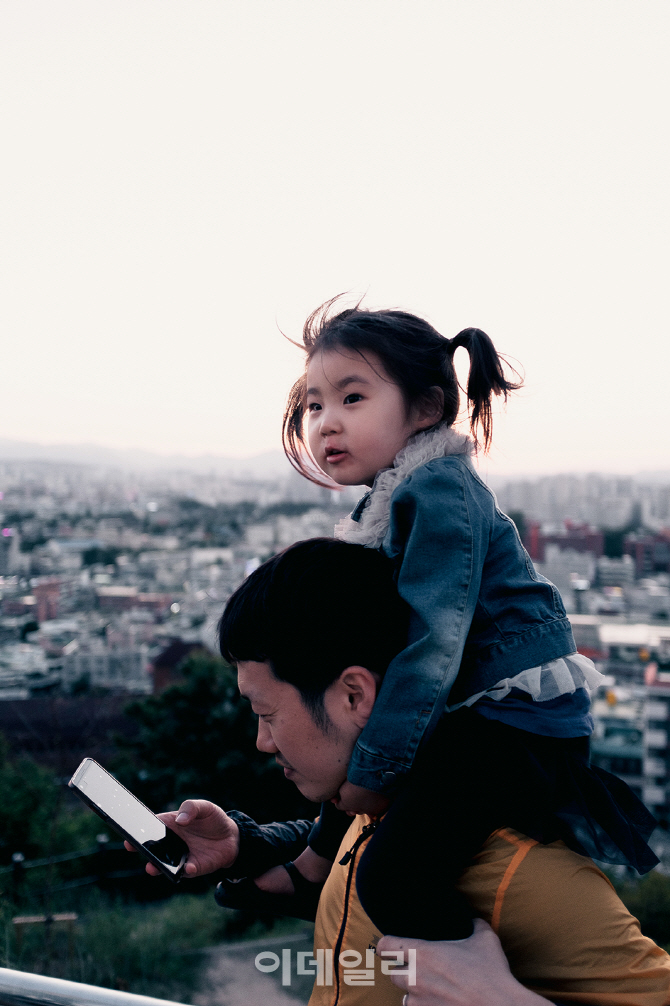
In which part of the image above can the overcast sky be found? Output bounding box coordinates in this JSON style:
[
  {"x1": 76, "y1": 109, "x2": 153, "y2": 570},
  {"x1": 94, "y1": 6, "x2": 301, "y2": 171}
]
[{"x1": 1, "y1": 1, "x2": 668, "y2": 477}]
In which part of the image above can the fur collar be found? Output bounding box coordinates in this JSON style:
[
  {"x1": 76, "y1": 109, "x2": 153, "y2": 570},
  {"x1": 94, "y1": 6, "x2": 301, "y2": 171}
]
[{"x1": 334, "y1": 423, "x2": 473, "y2": 548}]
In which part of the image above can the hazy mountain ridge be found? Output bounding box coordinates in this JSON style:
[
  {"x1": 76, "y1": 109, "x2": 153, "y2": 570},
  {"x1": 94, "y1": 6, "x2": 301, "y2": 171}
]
[
  {"x1": 0, "y1": 439, "x2": 292, "y2": 479},
  {"x1": 0, "y1": 439, "x2": 668, "y2": 486}
]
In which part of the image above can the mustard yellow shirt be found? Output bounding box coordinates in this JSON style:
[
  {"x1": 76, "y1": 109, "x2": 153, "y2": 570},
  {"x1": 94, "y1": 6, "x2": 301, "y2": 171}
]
[{"x1": 309, "y1": 818, "x2": 670, "y2": 1006}]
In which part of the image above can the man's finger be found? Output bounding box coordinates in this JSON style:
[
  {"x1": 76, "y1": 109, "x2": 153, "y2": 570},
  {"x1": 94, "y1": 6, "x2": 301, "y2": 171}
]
[
  {"x1": 124, "y1": 840, "x2": 137, "y2": 852},
  {"x1": 145, "y1": 862, "x2": 160, "y2": 876},
  {"x1": 155, "y1": 811, "x2": 178, "y2": 826},
  {"x1": 376, "y1": 935, "x2": 420, "y2": 991},
  {"x1": 174, "y1": 799, "x2": 199, "y2": 825},
  {"x1": 377, "y1": 935, "x2": 415, "y2": 954}
]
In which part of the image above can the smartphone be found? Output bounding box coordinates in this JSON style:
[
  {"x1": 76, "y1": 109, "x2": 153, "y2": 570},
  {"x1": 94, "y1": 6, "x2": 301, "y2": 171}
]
[{"x1": 69, "y1": 758, "x2": 189, "y2": 882}]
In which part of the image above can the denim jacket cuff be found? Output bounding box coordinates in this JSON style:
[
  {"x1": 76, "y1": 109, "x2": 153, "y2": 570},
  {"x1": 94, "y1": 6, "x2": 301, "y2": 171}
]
[{"x1": 347, "y1": 747, "x2": 410, "y2": 795}]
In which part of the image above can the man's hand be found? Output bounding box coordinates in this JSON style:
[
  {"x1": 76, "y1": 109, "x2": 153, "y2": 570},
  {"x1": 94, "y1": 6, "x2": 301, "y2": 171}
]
[
  {"x1": 334, "y1": 781, "x2": 390, "y2": 816},
  {"x1": 124, "y1": 799, "x2": 239, "y2": 878},
  {"x1": 377, "y1": 919, "x2": 546, "y2": 1006}
]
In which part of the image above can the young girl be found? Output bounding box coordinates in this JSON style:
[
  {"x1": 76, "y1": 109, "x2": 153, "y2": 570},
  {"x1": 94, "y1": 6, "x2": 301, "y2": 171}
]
[{"x1": 273, "y1": 300, "x2": 658, "y2": 939}]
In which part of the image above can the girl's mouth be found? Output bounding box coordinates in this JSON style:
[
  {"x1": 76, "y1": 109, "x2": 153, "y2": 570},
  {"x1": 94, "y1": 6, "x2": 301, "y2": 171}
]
[{"x1": 325, "y1": 449, "x2": 347, "y2": 463}]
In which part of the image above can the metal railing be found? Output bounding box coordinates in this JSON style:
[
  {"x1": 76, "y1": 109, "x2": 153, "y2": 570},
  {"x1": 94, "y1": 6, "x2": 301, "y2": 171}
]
[
  {"x1": 0, "y1": 968, "x2": 191, "y2": 1006},
  {"x1": 0, "y1": 839, "x2": 144, "y2": 896},
  {"x1": 0, "y1": 838, "x2": 126, "y2": 876}
]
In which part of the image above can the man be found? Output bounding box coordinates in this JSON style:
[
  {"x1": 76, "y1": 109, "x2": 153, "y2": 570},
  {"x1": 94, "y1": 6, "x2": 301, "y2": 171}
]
[{"x1": 136, "y1": 539, "x2": 670, "y2": 1005}]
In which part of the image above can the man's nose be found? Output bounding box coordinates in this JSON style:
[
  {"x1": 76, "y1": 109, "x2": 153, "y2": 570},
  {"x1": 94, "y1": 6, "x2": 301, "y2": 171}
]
[{"x1": 256, "y1": 719, "x2": 278, "y2": 754}]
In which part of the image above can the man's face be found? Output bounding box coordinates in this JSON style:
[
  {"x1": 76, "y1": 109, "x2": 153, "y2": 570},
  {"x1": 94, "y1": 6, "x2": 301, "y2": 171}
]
[{"x1": 237, "y1": 660, "x2": 371, "y2": 804}]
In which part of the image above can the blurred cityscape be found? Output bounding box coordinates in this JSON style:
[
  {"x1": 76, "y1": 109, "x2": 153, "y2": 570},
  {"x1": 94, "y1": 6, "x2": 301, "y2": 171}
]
[
  {"x1": 497, "y1": 473, "x2": 670, "y2": 833},
  {"x1": 1, "y1": 457, "x2": 670, "y2": 828},
  {"x1": 0, "y1": 456, "x2": 360, "y2": 700}
]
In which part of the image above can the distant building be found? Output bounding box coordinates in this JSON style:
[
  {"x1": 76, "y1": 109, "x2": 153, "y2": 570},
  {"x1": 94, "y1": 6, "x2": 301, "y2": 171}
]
[
  {"x1": 0, "y1": 528, "x2": 22, "y2": 575},
  {"x1": 62, "y1": 647, "x2": 151, "y2": 694},
  {"x1": 494, "y1": 473, "x2": 669, "y2": 530},
  {"x1": 625, "y1": 531, "x2": 670, "y2": 578},
  {"x1": 96, "y1": 585, "x2": 139, "y2": 613},
  {"x1": 627, "y1": 579, "x2": 670, "y2": 622},
  {"x1": 578, "y1": 614, "x2": 670, "y2": 823},
  {"x1": 591, "y1": 688, "x2": 645, "y2": 800},
  {"x1": 45, "y1": 539, "x2": 105, "y2": 569},
  {"x1": 133, "y1": 593, "x2": 173, "y2": 616},
  {"x1": 95, "y1": 586, "x2": 174, "y2": 616},
  {"x1": 596, "y1": 555, "x2": 635, "y2": 587},
  {"x1": 150, "y1": 638, "x2": 207, "y2": 694},
  {"x1": 189, "y1": 548, "x2": 234, "y2": 567},
  {"x1": 523, "y1": 520, "x2": 603, "y2": 563},
  {"x1": 33, "y1": 579, "x2": 62, "y2": 622},
  {"x1": 534, "y1": 545, "x2": 596, "y2": 613},
  {"x1": 591, "y1": 684, "x2": 670, "y2": 827},
  {"x1": 0, "y1": 642, "x2": 50, "y2": 699},
  {"x1": 568, "y1": 614, "x2": 607, "y2": 661},
  {"x1": 1, "y1": 595, "x2": 37, "y2": 617}
]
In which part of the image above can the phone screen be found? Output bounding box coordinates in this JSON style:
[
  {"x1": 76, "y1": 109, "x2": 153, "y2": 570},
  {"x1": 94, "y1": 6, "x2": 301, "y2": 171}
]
[{"x1": 69, "y1": 759, "x2": 188, "y2": 876}]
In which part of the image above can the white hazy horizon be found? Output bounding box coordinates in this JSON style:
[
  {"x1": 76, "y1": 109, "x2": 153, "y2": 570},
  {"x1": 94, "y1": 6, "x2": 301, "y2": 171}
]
[
  {"x1": 1, "y1": 2, "x2": 669, "y2": 479},
  {"x1": 1, "y1": 436, "x2": 668, "y2": 485}
]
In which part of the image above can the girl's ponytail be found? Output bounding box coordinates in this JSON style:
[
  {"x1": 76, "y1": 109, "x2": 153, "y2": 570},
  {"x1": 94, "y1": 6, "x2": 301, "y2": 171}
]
[{"x1": 447, "y1": 328, "x2": 522, "y2": 450}]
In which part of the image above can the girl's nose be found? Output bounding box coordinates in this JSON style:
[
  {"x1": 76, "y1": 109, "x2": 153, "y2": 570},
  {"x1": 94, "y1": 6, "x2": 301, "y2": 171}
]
[
  {"x1": 256, "y1": 719, "x2": 278, "y2": 754},
  {"x1": 319, "y1": 407, "x2": 341, "y2": 436}
]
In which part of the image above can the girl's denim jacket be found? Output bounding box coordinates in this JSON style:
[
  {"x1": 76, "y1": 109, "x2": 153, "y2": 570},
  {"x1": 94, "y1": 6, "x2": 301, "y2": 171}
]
[{"x1": 342, "y1": 449, "x2": 576, "y2": 795}]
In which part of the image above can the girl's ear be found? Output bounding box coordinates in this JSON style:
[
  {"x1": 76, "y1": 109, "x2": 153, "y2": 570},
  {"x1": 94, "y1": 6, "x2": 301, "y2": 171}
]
[{"x1": 413, "y1": 386, "x2": 444, "y2": 431}]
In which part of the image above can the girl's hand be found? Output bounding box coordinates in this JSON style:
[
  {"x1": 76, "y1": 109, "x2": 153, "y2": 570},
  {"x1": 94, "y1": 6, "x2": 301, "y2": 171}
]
[
  {"x1": 377, "y1": 920, "x2": 546, "y2": 1006},
  {"x1": 254, "y1": 848, "x2": 331, "y2": 895},
  {"x1": 124, "y1": 799, "x2": 239, "y2": 878},
  {"x1": 334, "y1": 781, "x2": 390, "y2": 816}
]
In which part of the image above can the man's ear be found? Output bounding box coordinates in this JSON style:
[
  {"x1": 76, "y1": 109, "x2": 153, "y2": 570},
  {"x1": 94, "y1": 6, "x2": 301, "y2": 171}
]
[
  {"x1": 332, "y1": 666, "x2": 379, "y2": 729},
  {"x1": 413, "y1": 386, "x2": 444, "y2": 431}
]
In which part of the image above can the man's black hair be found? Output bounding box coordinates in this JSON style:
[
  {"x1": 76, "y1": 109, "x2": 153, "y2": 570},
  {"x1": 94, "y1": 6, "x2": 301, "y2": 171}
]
[{"x1": 218, "y1": 538, "x2": 408, "y2": 727}]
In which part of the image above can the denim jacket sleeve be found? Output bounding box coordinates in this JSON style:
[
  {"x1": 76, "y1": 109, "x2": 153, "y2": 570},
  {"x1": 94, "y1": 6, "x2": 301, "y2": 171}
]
[{"x1": 347, "y1": 458, "x2": 489, "y2": 794}]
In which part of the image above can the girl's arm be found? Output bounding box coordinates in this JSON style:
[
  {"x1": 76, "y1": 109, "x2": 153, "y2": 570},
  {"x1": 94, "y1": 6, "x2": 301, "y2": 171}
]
[{"x1": 348, "y1": 458, "x2": 490, "y2": 794}]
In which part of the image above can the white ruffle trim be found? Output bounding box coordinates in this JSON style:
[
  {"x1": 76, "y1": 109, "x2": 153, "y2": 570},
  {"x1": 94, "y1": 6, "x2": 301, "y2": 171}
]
[
  {"x1": 334, "y1": 422, "x2": 473, "y2": 549},
  {"x1": 451, "y1": 652, "x2": 605, "y2": 711}
]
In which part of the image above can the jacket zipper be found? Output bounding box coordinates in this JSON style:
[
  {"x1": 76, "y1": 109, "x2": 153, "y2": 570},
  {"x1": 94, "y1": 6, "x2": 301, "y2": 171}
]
[{"x1": 331, "y1": 821, "x2": 378, "y2": 1006}]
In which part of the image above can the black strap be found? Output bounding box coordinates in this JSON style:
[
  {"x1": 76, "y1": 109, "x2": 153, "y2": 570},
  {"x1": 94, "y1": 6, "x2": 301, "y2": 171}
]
[{"x1": 215, "y1": 861, "x2": 323, "y2": 923}]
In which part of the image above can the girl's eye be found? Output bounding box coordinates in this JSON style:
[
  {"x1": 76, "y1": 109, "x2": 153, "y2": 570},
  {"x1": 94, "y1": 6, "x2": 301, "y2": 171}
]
[
  {"x1": 343, "y1": 393, "x2": 363, "y2": 405},
  {"x1": 307, "y1": 402, "x2": 321, "y2": 412}
]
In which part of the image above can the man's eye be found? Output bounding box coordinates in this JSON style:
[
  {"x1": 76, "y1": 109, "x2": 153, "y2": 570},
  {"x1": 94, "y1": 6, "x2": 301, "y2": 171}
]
[
  {"x1": 307, "y1": 402, "x2": 321, "y2": 412},
  {"x1": 343, "y1": 393, "x2": 363, "y2": 404}
]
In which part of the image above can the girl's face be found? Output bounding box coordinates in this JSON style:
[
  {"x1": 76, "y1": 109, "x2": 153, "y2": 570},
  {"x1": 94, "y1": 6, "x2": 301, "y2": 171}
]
[{"x1": 306, "y1": 348, "x2": 430, "y2": 487}]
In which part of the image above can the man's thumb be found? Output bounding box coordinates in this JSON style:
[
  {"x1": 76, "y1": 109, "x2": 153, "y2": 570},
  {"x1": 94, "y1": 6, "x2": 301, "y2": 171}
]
[{"x1": 175, "y1": 799, "x2": 199, "y2": 824}]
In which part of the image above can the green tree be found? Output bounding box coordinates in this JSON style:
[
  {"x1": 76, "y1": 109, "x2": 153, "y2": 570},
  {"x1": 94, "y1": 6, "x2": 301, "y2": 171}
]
[
  {"x1": 0, "y1": 735, "x2": 99, "y2": 863},
  {"x1": 0, "y1": 734, "x2": 59, "y2": 862},
  {"x1": 117, "y1": 654, "x2": 314, "y2": 824}
]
